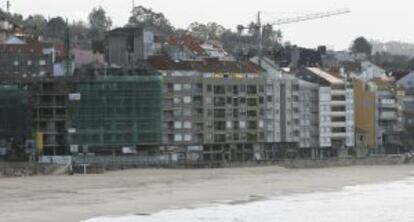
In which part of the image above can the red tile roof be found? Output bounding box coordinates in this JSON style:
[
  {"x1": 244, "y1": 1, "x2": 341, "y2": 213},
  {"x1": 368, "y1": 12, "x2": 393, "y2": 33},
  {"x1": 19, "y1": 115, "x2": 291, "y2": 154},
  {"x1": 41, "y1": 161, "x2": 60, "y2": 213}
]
[
  {"x1": 0, "y1": 42, "x2": 44, "y2": 54},
  {"x1": 148, "y1": 56, "x2": 264, "y2": 73},
  {"x1": 369, "y1": 78, "x2": 394, "y2": 88},
  {"x1": 167, "y1": 34, "x2": 207, "y2": 56}
]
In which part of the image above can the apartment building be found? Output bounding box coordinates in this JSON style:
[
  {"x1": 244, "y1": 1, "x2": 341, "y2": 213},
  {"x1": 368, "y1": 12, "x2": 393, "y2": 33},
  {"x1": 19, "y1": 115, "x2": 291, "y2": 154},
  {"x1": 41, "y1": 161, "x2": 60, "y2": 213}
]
[
  {"x1": 297, "y1": 79, "x2": 320, "y2": 156},
  {"x1": 31, "y1": 79, "x2": 72, "y2": 155},
  {"x1": 0, "y1": 39, "x2": 54, "y2": 76},
  {"x1": 250, "y1": 57, "x2": 320, "y2": 158},
  {"x1": 67, "y1": 69, "x2": 162, "y2": 154},
  {"x1": 353, "y1": 79, "x2": 404, "y2": 154},
  {"x1": 107, "y1": 27, "x2": 156, "y2": 67},
  {"x1": 296, "y1": 67, "x2": 355, "y2": 157},
  {"x1": 149, "y1": 56, "x2": 268, "y2": 162}
]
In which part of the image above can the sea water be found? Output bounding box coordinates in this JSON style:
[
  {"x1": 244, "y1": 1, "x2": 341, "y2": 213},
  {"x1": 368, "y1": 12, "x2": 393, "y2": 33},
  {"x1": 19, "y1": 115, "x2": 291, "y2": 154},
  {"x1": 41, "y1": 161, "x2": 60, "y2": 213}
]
[{"x1": 84, "y1": 177, "x2": 414, "y2": 222}]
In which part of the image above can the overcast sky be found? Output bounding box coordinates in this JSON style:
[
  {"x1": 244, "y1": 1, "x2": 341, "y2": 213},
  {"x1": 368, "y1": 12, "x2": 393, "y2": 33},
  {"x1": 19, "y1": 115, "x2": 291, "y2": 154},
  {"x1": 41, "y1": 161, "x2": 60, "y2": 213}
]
[{"x1": 5, "y1": 0, "x2": 414, "y2": 50}]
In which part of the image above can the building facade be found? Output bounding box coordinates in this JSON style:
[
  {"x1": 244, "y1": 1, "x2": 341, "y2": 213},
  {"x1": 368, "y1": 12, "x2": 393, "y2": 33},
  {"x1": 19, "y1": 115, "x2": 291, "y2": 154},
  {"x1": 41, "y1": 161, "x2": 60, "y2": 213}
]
[
  {"x1": 67, "y1": 69, "x2": 162, "y2": 154},
  {"x1": 296, "y1": 67, "x2": 355, "y2": 157}
]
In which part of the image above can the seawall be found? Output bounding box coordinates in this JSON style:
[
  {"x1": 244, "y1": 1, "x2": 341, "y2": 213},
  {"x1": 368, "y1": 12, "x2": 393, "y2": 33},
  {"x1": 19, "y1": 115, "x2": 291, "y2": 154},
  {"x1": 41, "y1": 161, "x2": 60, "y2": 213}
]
[{"x1": 0, "y1": 162, "x2": 69, "y2": 177}]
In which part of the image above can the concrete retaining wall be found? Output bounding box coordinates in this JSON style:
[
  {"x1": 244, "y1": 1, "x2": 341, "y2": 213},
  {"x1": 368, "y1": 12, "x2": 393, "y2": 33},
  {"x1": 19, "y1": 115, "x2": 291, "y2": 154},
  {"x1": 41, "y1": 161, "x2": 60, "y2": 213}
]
[
  {"x1": 0, "y1": 162, "x2": 69, "y2": 177},
  {"x1": 281, "y1": 155, "x2": 412, "y2": 169}
]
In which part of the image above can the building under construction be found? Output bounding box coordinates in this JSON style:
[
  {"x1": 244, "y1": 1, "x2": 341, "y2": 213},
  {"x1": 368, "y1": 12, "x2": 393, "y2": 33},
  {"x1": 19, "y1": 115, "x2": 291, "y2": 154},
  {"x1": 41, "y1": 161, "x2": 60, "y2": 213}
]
[
  {"x1": 0, "y1": 84, "x2": 31, "y2": 153},
  {"x1": 30, "y1": 78, "x2": 73, "y2": 155},
  {"x1": 67, "y1": 69, "x2": 162, "y2": 154}
]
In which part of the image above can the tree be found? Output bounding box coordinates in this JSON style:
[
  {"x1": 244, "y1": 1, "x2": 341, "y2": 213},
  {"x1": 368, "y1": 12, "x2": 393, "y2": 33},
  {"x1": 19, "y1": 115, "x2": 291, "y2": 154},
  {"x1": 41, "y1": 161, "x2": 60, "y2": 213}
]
[
  {"x1": 46, "y1": 17, "x2": 67, "y2": 41},
  {"x1": 187, "y1": 22, "x2": 226, "y2": 40},
  {"x1": 69, "y1": 20, "x2": 89, "y2": 47},
  {"x1": 351, "y1": 37, "x2": 372, "y2": 56},
  {"x1": 88, "y1": 6, "x2": 112, "y2": 40},
  {"x1": 23, "y1": 14, "x2": 47, "y2": 37},
  {"x1": 128, "y1": 5, "x2": 174, "y2": 33}
]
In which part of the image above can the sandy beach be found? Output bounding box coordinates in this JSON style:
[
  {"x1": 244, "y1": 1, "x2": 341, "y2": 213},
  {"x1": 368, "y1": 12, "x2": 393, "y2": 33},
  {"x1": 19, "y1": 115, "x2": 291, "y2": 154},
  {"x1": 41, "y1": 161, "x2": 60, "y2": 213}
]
[{"x1": 0, "y1": 165, "x2": 413, "y2": 222}]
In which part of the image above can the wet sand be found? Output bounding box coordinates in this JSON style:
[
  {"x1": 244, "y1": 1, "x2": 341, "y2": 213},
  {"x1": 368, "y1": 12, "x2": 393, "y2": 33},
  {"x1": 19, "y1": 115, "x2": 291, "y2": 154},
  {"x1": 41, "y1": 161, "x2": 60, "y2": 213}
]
[{"x1": 0, "y1": 165, "x2": 413, "y2": 222}]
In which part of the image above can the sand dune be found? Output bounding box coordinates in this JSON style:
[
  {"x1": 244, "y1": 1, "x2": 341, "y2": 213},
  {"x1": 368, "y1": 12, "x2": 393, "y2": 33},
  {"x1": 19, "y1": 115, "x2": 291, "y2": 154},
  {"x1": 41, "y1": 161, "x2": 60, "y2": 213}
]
[{"x1": 0, "y1": 165, "x2": 413, "y2": 222}]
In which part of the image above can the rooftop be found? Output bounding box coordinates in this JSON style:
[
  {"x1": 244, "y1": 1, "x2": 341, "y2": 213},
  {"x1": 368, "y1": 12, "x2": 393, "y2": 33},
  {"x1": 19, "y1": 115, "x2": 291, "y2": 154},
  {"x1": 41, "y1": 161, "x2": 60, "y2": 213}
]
[
  {"x1": 148, "y1": 56, "x2": 264, "y2": 73},
  {"x1": 306, "y1": 67, "x2": 343, "y2": 84}
]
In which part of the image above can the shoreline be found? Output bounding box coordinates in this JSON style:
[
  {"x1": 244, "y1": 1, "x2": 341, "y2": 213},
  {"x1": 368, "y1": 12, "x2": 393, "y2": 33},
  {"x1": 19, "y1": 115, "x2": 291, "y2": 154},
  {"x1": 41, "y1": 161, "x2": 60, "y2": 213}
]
[{"x1": 0, "y1": 165, "x2": 413, "y2": 222}]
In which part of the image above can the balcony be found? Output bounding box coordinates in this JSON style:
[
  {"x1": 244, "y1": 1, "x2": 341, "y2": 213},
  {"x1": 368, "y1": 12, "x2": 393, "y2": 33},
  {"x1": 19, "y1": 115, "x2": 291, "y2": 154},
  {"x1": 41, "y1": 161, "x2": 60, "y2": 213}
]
[
  {"x1": 331, "y1": 111, "x2": 346, "y2": 117},
  {"x1": 331, "y1": 132, "x2": 347, "y2": 138},
  {"x1": 330, "y1": 122, "x2": 346, "y2": 128},
  {"x1": 331, "y1": 90, "x2": 346, "y2": 96},
  {"x1": 331, "y1": 100, "x2": 346, "y2": 106},
  {"x1": 379, "y1": 102, "x2": 398, "y2": 109},
  {"x1": 379, "y1": 112, "x2": 397, "y2": 120}
]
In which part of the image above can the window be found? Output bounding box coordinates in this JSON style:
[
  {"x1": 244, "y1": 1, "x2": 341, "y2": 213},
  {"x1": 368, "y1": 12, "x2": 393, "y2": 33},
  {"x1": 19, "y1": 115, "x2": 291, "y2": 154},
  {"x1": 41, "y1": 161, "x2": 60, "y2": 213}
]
[
  {"x1": 39, "y1": 60, "x2": 46, "y2": 66},
  {"x1": 240, "y1": 121, "x2": 246, "y2": 129},
  {"x1": 183, "y1": 84, "x2": 191, "y2": 90},
  {"x1": 267, "y1": 96, "x2": 273, "y2": 102},
  {"x1": 233, "y1": 85, "x2": 239, "y2": 94},
  {"x1": 206, "y1": 85, "x2": 212, "y2": 92},
  {"x1": 183, "y1": 109, "x2": 191, "y2": 116},
  {"x1": 226, "y1": 121, "x2": 232, "y2": 129},
  {"x1": 214, "y1": 85, "x2": 225, "y2": 94},
  {"x1": 233, "y1": 109, "x2": 239, "y2": 118},
  {"x1": 214, "y1": 121, "x2": 226, "y2": 130},
  {"x1": 214, "y1": 134, "x2": 226, "y2": 143},
  {"x1": 184, "y1": 121, "x2": 192, "y2": 129},
  {"x1": 233, "y1": 121, "x2": 240, "y2": 130},
  {"x1": 174, "y1": 122, "x2": 183, "y2": 129},
  {"x1": 259, "y1": 85, "x2": 264, "y2": 93},
  {"x1": 174, "y1": 134, "x2": 183, "y2": 142},
  {"x1": 27, "y1": 60, "x2": 32, "y2": 66},
  {"x1": 174, "y1": 84, "x2": 182, "y2": 91},
  {"x1": 206, "y1": 97, "x2": 212, "y2": 104},
  {"x1": 174, "y1": 97, "x2": 181, "y2": 104},
  {"x1": 214, "y1": 97, "x2": 226, "y2": 106},
  {"x1": 184, "y1": 134, "x2": 192, "y2": 142},
  {"x1": 247, "y1": 85, "x2": 257, "y2": 94},
  {"x1": 259, "y1": 121, "x2": 264, "y2": 128},
  {"x1": 183, "y1": 96, "x2": 192, "y2": 104},
  {"x1": 259, "y1": 97, "x2": 264, "y2": 104},
  {"x1": 241, "y1": 85, "x2": 246, "y2": 93},
  {"x1": 233, "y1": 98, "x2": 239, "y2": 106}
]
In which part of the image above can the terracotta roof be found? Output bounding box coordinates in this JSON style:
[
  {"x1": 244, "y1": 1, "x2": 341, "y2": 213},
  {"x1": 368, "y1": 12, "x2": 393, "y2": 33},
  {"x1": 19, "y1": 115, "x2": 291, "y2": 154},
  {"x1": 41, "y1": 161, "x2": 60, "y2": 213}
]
[
  {"x1": 148, "y1": 56, "x2": 264, "y2": 73},
  {"x1": 167, "y1": 34, "x2": 207, "y2": 56},
  {"x1": 306, "y1": 67, "x2": 344, "y2": 84},
  {"x1": 0, "y1": 42, "x2": 44, "y2": 54},
  {"x1": 369, "y1": 78, "x2": 394, "y2": 88}
]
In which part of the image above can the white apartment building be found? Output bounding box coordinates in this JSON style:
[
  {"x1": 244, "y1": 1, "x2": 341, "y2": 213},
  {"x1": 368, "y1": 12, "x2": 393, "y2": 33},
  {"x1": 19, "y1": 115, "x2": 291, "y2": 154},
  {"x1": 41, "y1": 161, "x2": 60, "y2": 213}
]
[{"x1": 296, "y1": 67, "x2": 355, "y2": 156}]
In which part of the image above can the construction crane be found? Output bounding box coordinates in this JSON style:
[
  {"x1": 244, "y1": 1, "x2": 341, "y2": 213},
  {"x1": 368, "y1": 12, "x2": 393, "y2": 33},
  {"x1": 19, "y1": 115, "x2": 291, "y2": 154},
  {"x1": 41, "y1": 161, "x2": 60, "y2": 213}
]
[{"x1": 237, "y1": 9, "x2": 351, "y2": 57}]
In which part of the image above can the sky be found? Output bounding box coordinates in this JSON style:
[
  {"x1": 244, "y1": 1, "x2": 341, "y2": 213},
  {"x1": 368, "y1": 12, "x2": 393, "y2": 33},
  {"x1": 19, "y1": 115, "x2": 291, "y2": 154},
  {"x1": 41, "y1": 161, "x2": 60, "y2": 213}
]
[{"x1": 4, "y1": 0, "x2": 414, "y2": 50}]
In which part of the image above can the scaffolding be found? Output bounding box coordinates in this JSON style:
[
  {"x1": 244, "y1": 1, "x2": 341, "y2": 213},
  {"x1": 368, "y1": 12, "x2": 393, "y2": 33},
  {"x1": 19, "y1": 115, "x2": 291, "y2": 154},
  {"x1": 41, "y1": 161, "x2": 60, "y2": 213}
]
[
  {"x1": 0, "y1": 85, "x2": 31, "y2": 147},
  {"x1": 68, "y1": 73, "x2": 162, "y2": 153}
]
